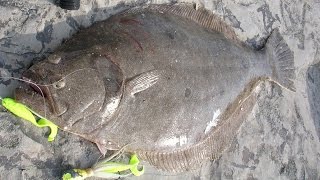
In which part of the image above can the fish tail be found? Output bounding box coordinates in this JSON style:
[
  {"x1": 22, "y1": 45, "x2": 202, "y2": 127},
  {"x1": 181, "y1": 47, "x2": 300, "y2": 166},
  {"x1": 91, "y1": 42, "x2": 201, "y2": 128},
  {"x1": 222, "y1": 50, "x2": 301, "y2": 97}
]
[{"x1": 266, "y1": 28, "x2": 295, "y2": 91}]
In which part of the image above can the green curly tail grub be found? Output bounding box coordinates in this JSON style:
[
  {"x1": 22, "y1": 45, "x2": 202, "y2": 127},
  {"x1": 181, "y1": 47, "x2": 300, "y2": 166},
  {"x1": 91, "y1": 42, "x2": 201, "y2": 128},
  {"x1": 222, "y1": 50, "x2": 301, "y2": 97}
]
[
  {"x1": 129, "y1": 154, "x2": 144, "y2": 176},
  {"x1": 62, "y1": 153, "x2": 144, "y2": 179},
  {"x1": 62, "y1": 169, "x2": 92, "y2": 180},
  {"x1": 37, "y1": 118, "x2": 58, "y2": 142},
  {"x1": 1, "y1": 98, "x2": 37, "y2": 124},
  {"x1": 1, "y1": 97, "x2": 58, "y2": 141}
]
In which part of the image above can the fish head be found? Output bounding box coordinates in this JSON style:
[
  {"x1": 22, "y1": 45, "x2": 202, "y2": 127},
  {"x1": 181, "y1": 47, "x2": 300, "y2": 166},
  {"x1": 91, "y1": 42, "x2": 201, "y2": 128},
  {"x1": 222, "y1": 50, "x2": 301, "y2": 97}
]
[{"x1": 14, "y1": 52, "x2": 114, "y2": 128}]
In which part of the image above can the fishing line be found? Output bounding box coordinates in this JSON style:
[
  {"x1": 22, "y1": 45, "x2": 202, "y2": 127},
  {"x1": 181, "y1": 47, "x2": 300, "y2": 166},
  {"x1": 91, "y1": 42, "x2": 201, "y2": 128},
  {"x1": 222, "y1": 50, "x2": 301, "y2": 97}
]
[
  {"x1": 1, "y1": 76, "x2": 47, "y2": 117},
  {"x1": 0, "y1": 68, "x2": 97, "y2": 119}
]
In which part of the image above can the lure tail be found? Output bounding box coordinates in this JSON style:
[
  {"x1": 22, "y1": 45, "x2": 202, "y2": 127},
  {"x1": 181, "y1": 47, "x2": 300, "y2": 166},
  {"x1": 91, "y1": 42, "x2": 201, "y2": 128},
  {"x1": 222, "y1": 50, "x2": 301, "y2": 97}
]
[
  {"x1": 0, "y1": 97, "x2": 58, "y2": 141},
  {"x1": 128, "y1": 154, "x2": 144, "y2": 176},
  {"x1": 266, "y1": 28, "x2": 296, "y2": 91},
  {"x1": 62, "y1": 153, "x2": 144, "y2": 180}
]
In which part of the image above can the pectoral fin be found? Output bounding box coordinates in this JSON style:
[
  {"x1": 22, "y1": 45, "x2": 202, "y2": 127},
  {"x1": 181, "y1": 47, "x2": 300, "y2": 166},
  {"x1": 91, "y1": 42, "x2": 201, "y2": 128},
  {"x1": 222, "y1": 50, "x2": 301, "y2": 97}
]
[{"x1": 126, "y1": 70, "x2": 161, "y2": 96}]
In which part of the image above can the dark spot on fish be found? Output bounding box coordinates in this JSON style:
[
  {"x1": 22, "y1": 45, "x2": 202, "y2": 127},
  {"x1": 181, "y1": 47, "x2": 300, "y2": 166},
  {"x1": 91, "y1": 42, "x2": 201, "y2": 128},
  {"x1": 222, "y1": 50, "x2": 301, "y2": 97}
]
[
  {"x1": 185, "y1": 88, "x2": 191, "y2": 98},
  {"x1": 218, "y1": 89, "x2": 225, "y2": 96},
  {"x1": 165, "y1": 30, "x2": 176, "y2": 40}
]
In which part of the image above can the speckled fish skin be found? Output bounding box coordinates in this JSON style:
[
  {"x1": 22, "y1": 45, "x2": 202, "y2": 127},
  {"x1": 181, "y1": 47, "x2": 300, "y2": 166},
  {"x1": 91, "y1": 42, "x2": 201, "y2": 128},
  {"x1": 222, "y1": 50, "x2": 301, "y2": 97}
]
[{"x1": 15, "y1": 4, "x2": 295, "y2": 172}]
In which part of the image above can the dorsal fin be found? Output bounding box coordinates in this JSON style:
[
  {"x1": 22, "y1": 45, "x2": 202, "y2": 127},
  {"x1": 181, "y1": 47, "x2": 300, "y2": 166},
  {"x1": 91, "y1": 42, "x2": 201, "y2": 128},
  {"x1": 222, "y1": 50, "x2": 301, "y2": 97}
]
[{"x1": 124, "y1": 4, "x2": 241, "y2": 44}]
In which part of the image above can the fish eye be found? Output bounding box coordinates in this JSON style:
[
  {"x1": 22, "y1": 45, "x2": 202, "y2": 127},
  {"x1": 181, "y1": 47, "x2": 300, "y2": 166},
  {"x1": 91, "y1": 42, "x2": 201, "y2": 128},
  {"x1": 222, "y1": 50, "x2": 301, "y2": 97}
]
[
  {"x1": 53, "y1": 79, "x2": 66, "y2": 89},
  {"x1": 47, "y1": 54, "x2": 61, "y2": 64}
]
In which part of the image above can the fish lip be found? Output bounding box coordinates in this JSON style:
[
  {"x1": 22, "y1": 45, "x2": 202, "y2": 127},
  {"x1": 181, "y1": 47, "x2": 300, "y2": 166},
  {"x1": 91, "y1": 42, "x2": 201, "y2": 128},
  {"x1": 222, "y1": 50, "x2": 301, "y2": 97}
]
[
  {"x1": 21, "y1": 69, "x2": 69, "y2": 117},
  {"x1": 14, "y1": 84, "x2": 51, "y2": 117},
  {"x1": 16, "y1": 73, "x2": 64, "y2": 117}
]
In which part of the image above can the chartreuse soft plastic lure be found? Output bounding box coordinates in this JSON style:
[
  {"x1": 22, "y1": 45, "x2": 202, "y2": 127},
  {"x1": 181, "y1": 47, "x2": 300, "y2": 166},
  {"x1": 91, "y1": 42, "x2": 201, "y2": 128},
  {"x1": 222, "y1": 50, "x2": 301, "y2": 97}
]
[
  {"x1": 0, "y1": 97, "x2": 58, "y2": 141},
  {"x1": 62, "y1": 153, "x2": 144, "y2": 180}
]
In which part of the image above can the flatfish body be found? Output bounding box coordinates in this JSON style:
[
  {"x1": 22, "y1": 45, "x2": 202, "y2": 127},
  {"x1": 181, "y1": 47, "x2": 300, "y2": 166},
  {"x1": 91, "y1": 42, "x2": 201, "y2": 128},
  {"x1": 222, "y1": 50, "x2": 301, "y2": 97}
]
[{"x1": 15, "y1": 4, "x2": 295, "y2": 172}]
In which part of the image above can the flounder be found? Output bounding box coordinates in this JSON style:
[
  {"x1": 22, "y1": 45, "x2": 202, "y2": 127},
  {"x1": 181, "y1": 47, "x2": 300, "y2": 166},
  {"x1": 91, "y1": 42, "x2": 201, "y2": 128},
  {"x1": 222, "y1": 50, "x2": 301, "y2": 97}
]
[{"x1": 15, "y1": 4, "x2": 295, "y2": 172}]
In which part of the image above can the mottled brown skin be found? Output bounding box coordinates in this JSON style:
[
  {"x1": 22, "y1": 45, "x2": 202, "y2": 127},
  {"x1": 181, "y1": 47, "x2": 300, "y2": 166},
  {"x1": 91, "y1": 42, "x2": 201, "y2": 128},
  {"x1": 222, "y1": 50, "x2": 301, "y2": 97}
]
[{"x1": 15, "y1": 4, "x2": 295, "y2": 172}]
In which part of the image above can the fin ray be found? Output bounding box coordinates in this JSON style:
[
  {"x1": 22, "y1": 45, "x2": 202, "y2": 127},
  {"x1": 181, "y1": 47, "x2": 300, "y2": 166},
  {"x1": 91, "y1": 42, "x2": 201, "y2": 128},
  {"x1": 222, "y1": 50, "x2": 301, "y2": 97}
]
[
  {"x1": 126, "y1": 70, "x2": 161, "y2": 96},
  {"x1": 124, "y1": 4, "x2": 241, "y2": 44},
  {"x1": 266, "y1": 29, "x2": 296, "y2": 91}
]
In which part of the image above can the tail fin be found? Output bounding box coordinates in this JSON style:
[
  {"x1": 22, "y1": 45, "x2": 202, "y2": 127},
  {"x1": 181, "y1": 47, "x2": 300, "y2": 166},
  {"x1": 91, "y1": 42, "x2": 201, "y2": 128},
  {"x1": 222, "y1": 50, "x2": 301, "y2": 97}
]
[{"x1": 266, "y1": 29, "x2": 296, "y2": 91}]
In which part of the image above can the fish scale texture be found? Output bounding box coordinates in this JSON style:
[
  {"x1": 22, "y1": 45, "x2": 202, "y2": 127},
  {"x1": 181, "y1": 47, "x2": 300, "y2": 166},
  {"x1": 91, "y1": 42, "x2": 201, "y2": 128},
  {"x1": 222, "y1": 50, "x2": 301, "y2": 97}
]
[{"x1": 0, "y1": 0, "x2": 320, "y2": 179}]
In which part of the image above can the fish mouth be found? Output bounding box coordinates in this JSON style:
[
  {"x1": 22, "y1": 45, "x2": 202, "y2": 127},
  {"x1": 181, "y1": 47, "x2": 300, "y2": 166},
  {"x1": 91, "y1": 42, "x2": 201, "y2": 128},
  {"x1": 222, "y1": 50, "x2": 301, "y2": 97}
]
[
  {"x1": 14, "y1": 71, "x2": 53, "y2": 118},
  {"x1": 15, "y1": 83, "x2": 51, "y2": 118}
]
